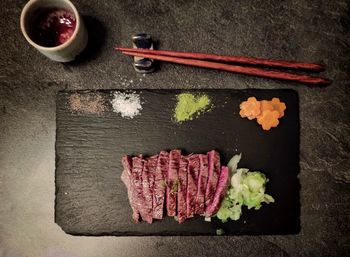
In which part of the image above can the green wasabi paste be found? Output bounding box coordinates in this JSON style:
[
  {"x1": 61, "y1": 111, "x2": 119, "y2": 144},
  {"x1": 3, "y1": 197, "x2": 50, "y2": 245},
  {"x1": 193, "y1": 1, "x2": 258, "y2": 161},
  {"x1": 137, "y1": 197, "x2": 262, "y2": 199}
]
[{"x1": 174, "y1": 93, "x2": 211, "y2": 122}]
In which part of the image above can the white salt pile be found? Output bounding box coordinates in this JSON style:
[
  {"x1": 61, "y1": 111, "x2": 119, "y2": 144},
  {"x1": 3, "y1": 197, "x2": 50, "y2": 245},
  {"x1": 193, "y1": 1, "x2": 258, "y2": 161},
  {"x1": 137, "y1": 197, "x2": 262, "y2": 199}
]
[{"x1": 111, "y1": 91, "x2": 142, "y2": 118}]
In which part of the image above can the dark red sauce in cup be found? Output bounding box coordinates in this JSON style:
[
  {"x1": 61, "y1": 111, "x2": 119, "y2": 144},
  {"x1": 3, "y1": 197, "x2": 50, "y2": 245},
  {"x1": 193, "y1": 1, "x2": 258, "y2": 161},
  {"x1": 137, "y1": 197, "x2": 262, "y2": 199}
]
[{"x1": 30, "y1": 8, "x2": 76, "y2": 47}]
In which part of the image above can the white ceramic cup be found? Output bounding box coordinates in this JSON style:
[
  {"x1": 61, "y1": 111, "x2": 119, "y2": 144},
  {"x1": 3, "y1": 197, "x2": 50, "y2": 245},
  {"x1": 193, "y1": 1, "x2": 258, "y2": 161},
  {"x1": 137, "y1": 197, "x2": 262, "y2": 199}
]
[{"x1": 20, "y1": 0, "x2": 88, "y2": 62}]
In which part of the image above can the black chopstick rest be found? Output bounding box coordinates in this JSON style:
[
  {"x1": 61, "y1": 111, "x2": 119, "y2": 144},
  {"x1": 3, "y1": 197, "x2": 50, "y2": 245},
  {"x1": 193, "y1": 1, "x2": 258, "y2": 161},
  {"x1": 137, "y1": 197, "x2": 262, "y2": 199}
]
[{"x1": 132, "y1": 33, "x2": 155, "y2": 73}]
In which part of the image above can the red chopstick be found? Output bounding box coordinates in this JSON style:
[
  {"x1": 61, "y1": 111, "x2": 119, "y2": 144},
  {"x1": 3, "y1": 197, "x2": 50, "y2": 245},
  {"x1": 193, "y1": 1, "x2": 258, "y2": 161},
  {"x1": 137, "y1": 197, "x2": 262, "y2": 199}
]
[
  {"x1": 116, "y1": 47, "x2": 324, "y2": 71},
  {"x1": 119, "y1": 50, "x2": 331, "y2": 85}
]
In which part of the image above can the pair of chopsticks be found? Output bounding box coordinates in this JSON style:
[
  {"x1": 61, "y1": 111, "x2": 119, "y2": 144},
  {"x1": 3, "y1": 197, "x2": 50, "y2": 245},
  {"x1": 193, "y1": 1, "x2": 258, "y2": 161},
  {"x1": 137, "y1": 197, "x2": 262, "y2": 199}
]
[{"x1": 115, "y1": 47, "x2": 331, "y2": 85}]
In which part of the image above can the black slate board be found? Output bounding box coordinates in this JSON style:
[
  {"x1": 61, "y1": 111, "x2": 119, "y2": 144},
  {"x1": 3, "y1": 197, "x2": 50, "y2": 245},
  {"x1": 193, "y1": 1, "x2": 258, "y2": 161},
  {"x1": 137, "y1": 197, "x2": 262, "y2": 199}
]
[{"x1": 55, "y1": 89, "x2": 300, "y2": 236}]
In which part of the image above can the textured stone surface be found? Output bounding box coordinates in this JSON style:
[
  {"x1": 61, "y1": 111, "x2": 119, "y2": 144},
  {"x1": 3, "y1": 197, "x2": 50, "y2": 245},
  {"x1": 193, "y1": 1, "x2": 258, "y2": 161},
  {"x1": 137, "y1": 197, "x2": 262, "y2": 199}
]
[{"x1": 0, "y1": 0, "x2": 349, "y2": 256}]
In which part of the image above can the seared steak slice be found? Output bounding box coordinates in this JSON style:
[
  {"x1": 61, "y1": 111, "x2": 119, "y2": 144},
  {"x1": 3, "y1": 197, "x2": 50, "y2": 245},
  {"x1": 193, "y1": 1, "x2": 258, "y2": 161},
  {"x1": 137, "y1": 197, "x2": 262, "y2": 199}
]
[
  {"x1": 153, "y1": 151, "x2": 169, "y2": 219},
  {"x1": 147, "y1": 155, "x2": 158, "y2": 197},
  {"x1": 186, "y1": 154, "x2": 200, "y2": 218},
  {"x1": 121, "y1": 155, "x2": 140, "y2": 223},
  {"x1": 177, "y1": 156, "x2": 188, "y2": 223},
  {"x1": 131, "y1": 156, "x2": 148, "y2": 222},
  {"x1": 195, "y1": 154, "x2": 209, "y2": 214},
  {"x1": 205, "y1": 150, "x2": 221, "y2": 208},
  {"x1": 205, "y1": 166, "x2": 230, "y2": 217},
  {"x1": 141, "y1": 158, "x2": 153, "y2": 223},
  {"x1": 167, "y1": 149, "x2": 181, "y2": 216}
]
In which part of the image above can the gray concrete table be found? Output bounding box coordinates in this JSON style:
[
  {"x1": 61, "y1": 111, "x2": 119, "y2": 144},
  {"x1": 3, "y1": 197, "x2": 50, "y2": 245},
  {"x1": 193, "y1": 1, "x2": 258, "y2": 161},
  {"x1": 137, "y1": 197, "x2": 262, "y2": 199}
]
[{"x1": 0, "y1": 0, "x2": 349, "y2": 256}]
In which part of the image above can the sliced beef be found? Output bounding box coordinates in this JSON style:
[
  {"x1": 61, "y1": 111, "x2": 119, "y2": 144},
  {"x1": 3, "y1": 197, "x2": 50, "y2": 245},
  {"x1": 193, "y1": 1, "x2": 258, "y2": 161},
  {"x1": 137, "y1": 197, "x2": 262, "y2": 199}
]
[
  {"x1": 205, "y1": 150, "x2": 221, "y2": 208},
  {"x1": 131, "y1": 156, "x2": 148, "y2": 222},
  {"x1": 195, "y1": 154, "x2": 209, "y2": 214},
  {"x1": 121, "y1": 155, "x2": 140, "y2": 223},
  {"x1": 147, "y1": 155, "x2": 158, "y2": 197},
  {"x1": 177, "y1": 156, "x2": 188, "y2": 223},
  {"x1": 153, "y1": 151, "x2": 169, "y2": 219},
  {"x1": 205, "y1": 166, "x2": 230, "y2": 217},
  {"x1": 141, "y1": 159, "x2": 153, "y2": 224},
  {"x1": 141, "y1": 155, "x2": 158, "y2": 223},
  {"x1": 167, "y1": 149, "x2": 181, "y2": 216},
  {"x1": 186, "y1": 154, "x2": 200, "y2": 218},
  {"x1": 122, "y1": 150, "x2": 227, "y2": 223}
]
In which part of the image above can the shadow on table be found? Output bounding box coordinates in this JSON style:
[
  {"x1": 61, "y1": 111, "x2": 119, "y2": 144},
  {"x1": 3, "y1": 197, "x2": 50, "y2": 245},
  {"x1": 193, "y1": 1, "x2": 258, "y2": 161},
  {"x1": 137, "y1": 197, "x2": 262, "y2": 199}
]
[{"x1": 68, "y1": 15, "x2": 107, "y2": 65}]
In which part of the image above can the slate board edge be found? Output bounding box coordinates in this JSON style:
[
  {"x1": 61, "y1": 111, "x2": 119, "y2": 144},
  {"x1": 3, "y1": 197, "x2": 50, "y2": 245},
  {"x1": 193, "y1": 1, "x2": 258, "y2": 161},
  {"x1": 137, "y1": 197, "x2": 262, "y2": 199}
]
[
  {"x1": 54, "y1": 88, "x2": 300, "y2": 96},
  {"x1": 54, "y1": 88, "x2": 301, "y2": 236}
]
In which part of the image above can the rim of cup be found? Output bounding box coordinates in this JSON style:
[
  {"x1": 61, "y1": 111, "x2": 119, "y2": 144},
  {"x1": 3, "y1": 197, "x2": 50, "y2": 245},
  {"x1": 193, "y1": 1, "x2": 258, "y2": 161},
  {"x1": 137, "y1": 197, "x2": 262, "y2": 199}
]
[{"x1": 20, "y1": 0, "x2": 80, "y2": 52}]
